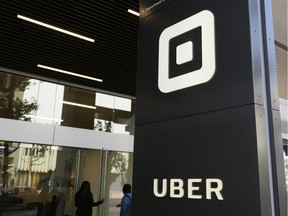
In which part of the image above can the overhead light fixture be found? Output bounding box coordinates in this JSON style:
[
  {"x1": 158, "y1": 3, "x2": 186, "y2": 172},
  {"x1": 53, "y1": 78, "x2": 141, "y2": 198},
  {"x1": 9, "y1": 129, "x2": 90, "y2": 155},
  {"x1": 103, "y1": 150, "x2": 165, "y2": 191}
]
[
  {"x1": 37, "y1": 64, "x2": 103, "y2": 82},
  {"x1": 60, "y1": 100, "x2": 97, "y2": 110},
  {"x1": 128, "y1": 9, "x2": 140, "y2": 16},
  {"x1": 17, "y1": 14, "x2": 95, "y2": 42}
]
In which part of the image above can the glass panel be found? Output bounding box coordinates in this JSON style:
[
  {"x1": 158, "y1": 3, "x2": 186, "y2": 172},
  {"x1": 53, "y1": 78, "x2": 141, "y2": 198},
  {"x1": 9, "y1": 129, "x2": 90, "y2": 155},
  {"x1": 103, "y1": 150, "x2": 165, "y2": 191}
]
[
  {"x1": 95, "y1": 93, "x2": 135, "y2": 135},
  {"x1": 113, "y1": 100, "x2": 135, "y2": 135},
  {"x1": 61, "y1": 86, "x2": 96, "y2": 130},
  {"x1": 0, "y1": 142, "x2": 120, "y2": 216},
  {"x1": 74, "y1": 149, "x2": 103, "y2": 216},
  {"x1": 0, "y1": 70, "x2": 135, "y2": 135},
  {"x1": 0, "y1": 72, "x2": 38, "y2": 121},
  {"x1": 0, "y1": 141, "x2": 79, "y2": 216},
  {"x1": 23, "y1": 80, "x2": 64, "y2": 125},
  {"x1": 105, "y1": 151, "x2": 133, "y2": 216}
]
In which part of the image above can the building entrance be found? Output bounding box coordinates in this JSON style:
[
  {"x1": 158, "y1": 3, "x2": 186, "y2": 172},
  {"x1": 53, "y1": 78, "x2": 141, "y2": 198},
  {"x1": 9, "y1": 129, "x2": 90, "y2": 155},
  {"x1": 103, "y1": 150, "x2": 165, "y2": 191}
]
[{"x1": 0, "y1": 141, "x2": 133, "y2": 216}]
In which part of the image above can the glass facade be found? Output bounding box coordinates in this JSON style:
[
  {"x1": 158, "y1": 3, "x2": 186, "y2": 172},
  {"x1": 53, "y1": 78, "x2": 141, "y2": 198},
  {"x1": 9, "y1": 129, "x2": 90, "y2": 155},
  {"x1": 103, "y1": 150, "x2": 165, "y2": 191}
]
[
  {"x1": 0, "y1": 71, "x2": 135, "y2": 216},
  {"x1": 104, "y1": 151, "x2": 133, "y2": 216},
  {"x1": 0, "y1": 71, "x2": 135, "y2": 135},
  {"x1": 0, "y1": 141, "x2": 133, "y2": 216},
  {"x1": 0, "y1": 141, "x2": 79, "y2": 215}
]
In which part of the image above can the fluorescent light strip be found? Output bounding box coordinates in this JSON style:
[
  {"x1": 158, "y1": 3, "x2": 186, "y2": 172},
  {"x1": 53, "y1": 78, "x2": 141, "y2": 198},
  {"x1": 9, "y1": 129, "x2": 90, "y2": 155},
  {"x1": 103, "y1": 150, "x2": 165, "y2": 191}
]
[
  {"x1": 37, "y1": 64, "x2": 103, "y2": 82},
  {"x1": 24, "y1": 114, "x2": 63, "y2": 122},
  {"x1": 128, "y1": 9, "x2": 140, "y2": 16},
  {"x1": 60, "y1": 100, "x2": 97, "y2": 110},
  {"x1": 17, "y1": 15, "x2": 95, "y2": 42}
]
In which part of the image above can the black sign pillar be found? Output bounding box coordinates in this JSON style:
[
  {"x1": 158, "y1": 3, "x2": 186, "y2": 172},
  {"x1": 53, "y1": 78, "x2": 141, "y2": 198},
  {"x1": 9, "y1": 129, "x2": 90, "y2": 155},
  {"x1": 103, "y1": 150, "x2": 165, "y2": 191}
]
[{"x1": 133, "y1": 0, "x2": 287, "y2": 215}]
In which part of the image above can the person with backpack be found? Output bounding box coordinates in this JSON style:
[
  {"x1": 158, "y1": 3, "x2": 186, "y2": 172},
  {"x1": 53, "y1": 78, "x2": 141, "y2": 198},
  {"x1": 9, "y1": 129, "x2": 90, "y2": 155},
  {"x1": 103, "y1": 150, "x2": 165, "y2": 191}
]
[{"x1": 119, "y1": 184, "x2": 132, "y2": 216}]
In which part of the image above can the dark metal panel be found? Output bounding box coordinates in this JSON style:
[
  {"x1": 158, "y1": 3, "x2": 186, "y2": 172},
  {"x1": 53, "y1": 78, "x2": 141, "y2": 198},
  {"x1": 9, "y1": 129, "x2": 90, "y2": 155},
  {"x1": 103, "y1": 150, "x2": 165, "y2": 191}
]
[
  {"x1": 139, "y1": 0, "x2": 176, "y2": 18},
  {"x1": 133, "y1": 105, "x2": 271, "y2": 216},
  {"x1": 136, "y1": 0, "x2": 264, "y2": 125}
]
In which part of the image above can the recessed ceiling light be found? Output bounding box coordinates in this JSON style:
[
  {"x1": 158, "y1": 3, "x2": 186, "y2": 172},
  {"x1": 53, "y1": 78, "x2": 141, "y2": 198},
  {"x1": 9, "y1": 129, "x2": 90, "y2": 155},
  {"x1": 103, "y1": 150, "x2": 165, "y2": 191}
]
[
  {"x1": 128, "y1": 9, "x2": 140, "y2": 16},
  {"x1": 17, "y1": 14, "x2": 95, "y2": 42},
  {"x1": 60, "y1": 100, "x2": 97, "y2": 110},
  {"x1": 37, "y1": 64, "x2": 103, "y2": 82}
]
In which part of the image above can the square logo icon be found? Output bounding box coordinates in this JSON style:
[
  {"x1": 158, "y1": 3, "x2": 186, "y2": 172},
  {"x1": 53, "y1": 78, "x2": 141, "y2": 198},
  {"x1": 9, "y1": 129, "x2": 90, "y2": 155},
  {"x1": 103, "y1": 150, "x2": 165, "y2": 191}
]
[{"x1": 158, "y1": 10, "x2": 216, "y2": 93}]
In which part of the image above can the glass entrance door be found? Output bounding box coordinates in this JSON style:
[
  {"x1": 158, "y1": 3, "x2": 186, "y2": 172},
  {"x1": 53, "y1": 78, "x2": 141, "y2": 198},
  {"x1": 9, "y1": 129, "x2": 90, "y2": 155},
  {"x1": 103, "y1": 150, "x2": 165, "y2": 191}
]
[
  {"x1": 100, "y1": 151, "x2": 133, "y2": 216},
  {"x1": 0, "y1": 141, "x2": 133, "y2": 216}
]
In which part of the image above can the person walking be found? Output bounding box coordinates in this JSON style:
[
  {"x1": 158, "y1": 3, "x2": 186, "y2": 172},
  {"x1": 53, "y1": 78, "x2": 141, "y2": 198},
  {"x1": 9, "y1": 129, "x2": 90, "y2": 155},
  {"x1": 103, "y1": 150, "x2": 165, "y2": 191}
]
[
  {"x1": 75, "y1": 181, "x2": 104, "y2": 216},
  {"x1": 119, "y1": 184, "x2": 132, "y2": 216}
]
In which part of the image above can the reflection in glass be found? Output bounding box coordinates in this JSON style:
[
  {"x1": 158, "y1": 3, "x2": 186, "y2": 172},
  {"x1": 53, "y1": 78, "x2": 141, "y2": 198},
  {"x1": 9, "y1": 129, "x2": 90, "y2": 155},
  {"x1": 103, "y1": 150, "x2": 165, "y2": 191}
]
[
  {"x1": 23, "y1": 79, "x2": 64, "y2": 125},
  {"x1": 0, "y1": 141, "x2": 78, "y2": 216},
  {"x1": 0, "y1": 141, "x2": 133, "y2": 216},
  {"x1": 105, "y1": 151, "x2": 133, "y2": 216},
  {"x1": 0, "y1": 71, "x2": 135, "y2": 135},
  {"x1": 0, "y1": 72, "x2": 38, "y2": 121}
]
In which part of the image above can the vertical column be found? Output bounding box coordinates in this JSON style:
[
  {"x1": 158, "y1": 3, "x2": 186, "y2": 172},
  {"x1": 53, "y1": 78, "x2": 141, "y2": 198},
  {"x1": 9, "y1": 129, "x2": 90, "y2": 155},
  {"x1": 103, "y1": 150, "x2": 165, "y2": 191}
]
[{"x1": 133, "y1": 0, "x2": 287, "y2": 215}]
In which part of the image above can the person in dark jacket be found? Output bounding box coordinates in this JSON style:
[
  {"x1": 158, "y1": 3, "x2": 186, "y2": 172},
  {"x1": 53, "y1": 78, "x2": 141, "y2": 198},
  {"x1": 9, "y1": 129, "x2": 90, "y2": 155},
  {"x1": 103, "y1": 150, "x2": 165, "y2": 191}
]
[{"x1": 75, "y1": 181, "x2": 104, "y2": 216}]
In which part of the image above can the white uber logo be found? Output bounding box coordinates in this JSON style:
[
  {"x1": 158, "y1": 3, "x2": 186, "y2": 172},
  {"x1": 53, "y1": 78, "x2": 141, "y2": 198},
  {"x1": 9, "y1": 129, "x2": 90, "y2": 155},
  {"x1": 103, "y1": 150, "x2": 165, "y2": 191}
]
[
  {"x1": 158, "y1": 10, "x2": 216, "y2": 93},
  {"x1": 153, "y1": 178, "x2": 224, "y2": 200}
]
